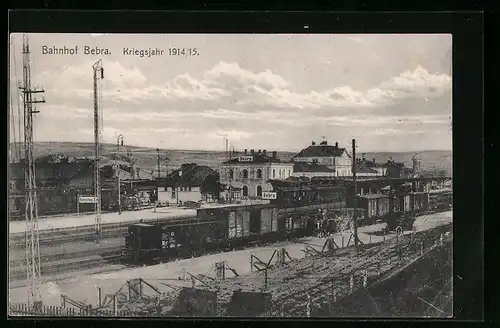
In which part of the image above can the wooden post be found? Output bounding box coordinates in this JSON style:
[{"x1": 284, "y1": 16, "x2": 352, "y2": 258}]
[
  {"x1": 306, "y1": 293, "x2": 311, "y2": 317},
  {"x1": 113, "y1": 294, "x2": 117, "y2": 316},
  {"x1": 97, "y1": 287, "x2": 102, "y2": 308}
]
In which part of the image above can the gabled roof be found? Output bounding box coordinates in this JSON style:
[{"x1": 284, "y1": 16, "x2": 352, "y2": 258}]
[
  {"x1": 221, "y1": 153, "x2": 285, "y2": 164},
  {"x1": 356, "y1": 164, "x2": 378, "y2": 174},
  {"x1": 293, "y1": 145, "x2": 347, "y2": 158},
  {"x1": 165, "y1": 164, "x2": 217, "y2": 187},
  {"x1": 293, "y1": 162, "x2": 335, "y2": 173}
]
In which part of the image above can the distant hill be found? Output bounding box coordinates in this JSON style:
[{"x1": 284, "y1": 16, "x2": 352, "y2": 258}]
[{"x1": 9, "y1": 142, "x2": 452, "y2": 176}]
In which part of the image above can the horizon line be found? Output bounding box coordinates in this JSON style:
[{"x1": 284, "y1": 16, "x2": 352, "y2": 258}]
[{"x1": 9, "y1": 140, "x2": 452, "y2": 154}]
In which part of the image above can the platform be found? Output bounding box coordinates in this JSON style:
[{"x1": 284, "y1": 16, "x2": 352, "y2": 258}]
[{"x1": 9, "y1": 208, "x2": 197, "y2": 234}]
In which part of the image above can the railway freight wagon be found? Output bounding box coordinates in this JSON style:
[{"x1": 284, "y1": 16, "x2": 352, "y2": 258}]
[
  {"x1": 123, "y1": 203, "x2": 317, "y2": 264},
  {"x1": 356, "y1": 194, "x2": 390, "y2": 225}
]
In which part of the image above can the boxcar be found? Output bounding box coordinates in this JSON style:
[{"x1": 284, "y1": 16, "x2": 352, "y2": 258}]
[
  {"x1": 357, "y1": 194, "x2": 390, "y2": 220},
  {"x1": 411, "y1": 192, "x2": 430, "y2": 213},
  {"x1": 399, "y1": 194, "x2": 412, "y2": 213}
]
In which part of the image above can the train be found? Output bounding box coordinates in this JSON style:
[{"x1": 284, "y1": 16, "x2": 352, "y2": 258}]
[{"x1": 122, "y1": 177, "x2": 435, "y2": 263}]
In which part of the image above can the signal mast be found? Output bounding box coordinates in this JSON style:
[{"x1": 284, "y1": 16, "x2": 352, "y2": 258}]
[
  {"x1": 93, "y1": 59, "x2": 104, "y2": 243},
  {"x1": 19, "y1": 34, "x2": 45, "y2": 310}
]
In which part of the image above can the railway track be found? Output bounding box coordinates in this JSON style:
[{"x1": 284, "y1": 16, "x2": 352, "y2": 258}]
[
  {"x1": 9, "y1": 243, "x2": 122, "y2": 269},
  {"x1": 8, "y1": 216, "x2": 196, "y2": 248},
  {"x1": 9, "y1": 251, "x2": 123, "y2": 282}
]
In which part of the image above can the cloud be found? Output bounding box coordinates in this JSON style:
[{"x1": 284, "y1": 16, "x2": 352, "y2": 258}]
[
  {"x1": 22, "y1": 52, "x2": 451, "y2": 151},
  {"x1": 141, "y1": 62, "x2": 451, "y2": 111},
  {"x1": 371, "y1": 128, "x2": 425, "y2": 136}
]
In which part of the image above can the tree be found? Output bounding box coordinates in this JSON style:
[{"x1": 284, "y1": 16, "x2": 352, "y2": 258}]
[{"x1": 201, "y1": 174, "x2": 222, "y2": 200}]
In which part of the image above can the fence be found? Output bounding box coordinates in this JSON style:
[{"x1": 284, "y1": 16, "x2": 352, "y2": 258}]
[
  {"x1": 9, "y1": 302, "x2": 154, "y2": 317},
  {"x1": 267, "y1": 223, "x2": 452, "y2": 317}
]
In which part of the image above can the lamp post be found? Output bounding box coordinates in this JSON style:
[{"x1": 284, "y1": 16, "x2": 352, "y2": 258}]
[{"x1": 117, "y1": 134, "x2": 124, "y2": 214}]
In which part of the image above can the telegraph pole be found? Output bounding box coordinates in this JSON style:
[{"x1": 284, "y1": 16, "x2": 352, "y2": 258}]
[
  {"x1": 117, "y1": 134, "x2": 123, "y2": 214},
  {"x1": 156, "y1": 148, "x2": 161, "y2": 179},
  {"x1": 20, "y1": 34, "x2": 45, "y2": 310},
  {"x1": 93, "y1": 59, "x2": 104, "y2": 243},
  {"x1": 352, "y1": 139, "x2": 359, "y2": 257}
]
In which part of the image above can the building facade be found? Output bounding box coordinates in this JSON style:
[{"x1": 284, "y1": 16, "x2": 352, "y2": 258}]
[
  {"x1": 292, "y1": 140, "x2": 352, "y2": 177},
  {"x1": 162, "y1": 163, "x2": 218, "y2": 204},
  {"x1": 219, "y1": 149, "x2": 294, "y2": 200}
]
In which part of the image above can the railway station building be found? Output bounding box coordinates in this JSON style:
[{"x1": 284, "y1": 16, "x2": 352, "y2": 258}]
[
  {"x1": 219, "y1": 149, "x2": 294, "y2": 200},
  {"x1": 292, "y1": 140, "x2": 353, "y2": 177}
]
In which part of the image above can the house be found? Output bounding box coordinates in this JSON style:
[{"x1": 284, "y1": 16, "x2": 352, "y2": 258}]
[
  {"x1": 162, "y1": 163, "x2": 218, "y2": 204},
  {"x1": 357, "y1": 154, "x2": 388, "y2": 176},
  {"x1": 292, "y1": 140, "x2": 352, "y2": 177},
  {"x1": 385, "y1": 160, "x2": 414, "y2": 178},
  {"x1": 219, "y1": 149, "x2": 294, "y2": 200}
]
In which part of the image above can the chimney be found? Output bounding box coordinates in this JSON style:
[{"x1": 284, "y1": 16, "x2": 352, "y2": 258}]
[
  {"x1": 335, "y1": 142, "x2": 338, "y2": 148},
  {"x1": 272, "y1": 151, "x2": 277, "y2": 159},
  {"x1": 251, "y1": 149, "x2": 255, "y2": 156},
  {"x1": 312, "y1": 141, "x2": 316, "y2": 146},
  {"x1": 263, "y1": 149, "x2": 267, "y2": 155},
  {"x1": 244, "y1": 149, "x2": 247, "y2": 155}
]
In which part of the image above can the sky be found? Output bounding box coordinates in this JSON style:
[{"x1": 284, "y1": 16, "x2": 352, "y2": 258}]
[{"x1": 9, "y1": 33, "x2": 452, "y2": 153}]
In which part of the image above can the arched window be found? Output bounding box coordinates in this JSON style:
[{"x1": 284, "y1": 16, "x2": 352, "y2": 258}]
[
  {"x1": 272, "y1": 169, "x2": 276, "y2": 179},
  {"x1": 256, "y1": 185, "x2": 262, "y2": 197},
  {"x1": 257, "y1": 169, "x2": 262, "y2": 179},
  {"x1": 228, "y1": 169, "x2": 234, "y2": 179},
  {"x1": 242, "y1": 185, "x2": 248, "y2": 197},
  {"x1": 243, "y1": 169, "x2": 248, "y2": 179}
]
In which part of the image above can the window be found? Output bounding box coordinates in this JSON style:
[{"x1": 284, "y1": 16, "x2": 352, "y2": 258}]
[
  {"x1": 257, "y1": 169, "x2": 262, "y2": 179},
  {"x1": 243, "y1": 169, "x2": 248, "y2": 179},
  {"x1": 171, "y1": 192, "x2": 176, "y2": 199},
  {"x1": 242, "y1": 186, "x2": 248, "y2": 197},
  {"x1": 272, "y1": 169, "x2": 276, "y2": 178},
  {"x1": 256, "y1": 185, "x2": 262, "y2": 197},
  {"x1": 228, "y1": 169, "x2": 234, "y2": 179}
]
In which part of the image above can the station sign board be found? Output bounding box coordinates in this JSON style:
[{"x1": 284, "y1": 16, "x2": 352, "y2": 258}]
[
  {"x1": 78, "y1": 196, "x2": 98, "y2": 204},
  {"x1": 262, "y1": 192, "x2": 277, "y2": 200},
  {"x1": 238, "y1": 156, "x2": 254, "y2": 162}
]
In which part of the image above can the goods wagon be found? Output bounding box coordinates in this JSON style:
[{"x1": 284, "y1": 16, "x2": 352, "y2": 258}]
[
  {"x1": 123, "y1": 203, "x2": 316, "y2": 264},
  {"x1": 411, "y1": 192, "x2": 430, "y2": 213},
  {"x1": 355, "y1": 194, "x2": 390, "y2": 225}
]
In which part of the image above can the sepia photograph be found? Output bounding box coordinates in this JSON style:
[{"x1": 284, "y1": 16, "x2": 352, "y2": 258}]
[{"x1": 8, "y1": 32, "x2": 453, "y2": 318}]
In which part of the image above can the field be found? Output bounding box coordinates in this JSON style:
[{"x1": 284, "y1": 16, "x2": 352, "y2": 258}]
[{"x1": 9, "y1": 142, "x2": 452, "y2": 176}]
